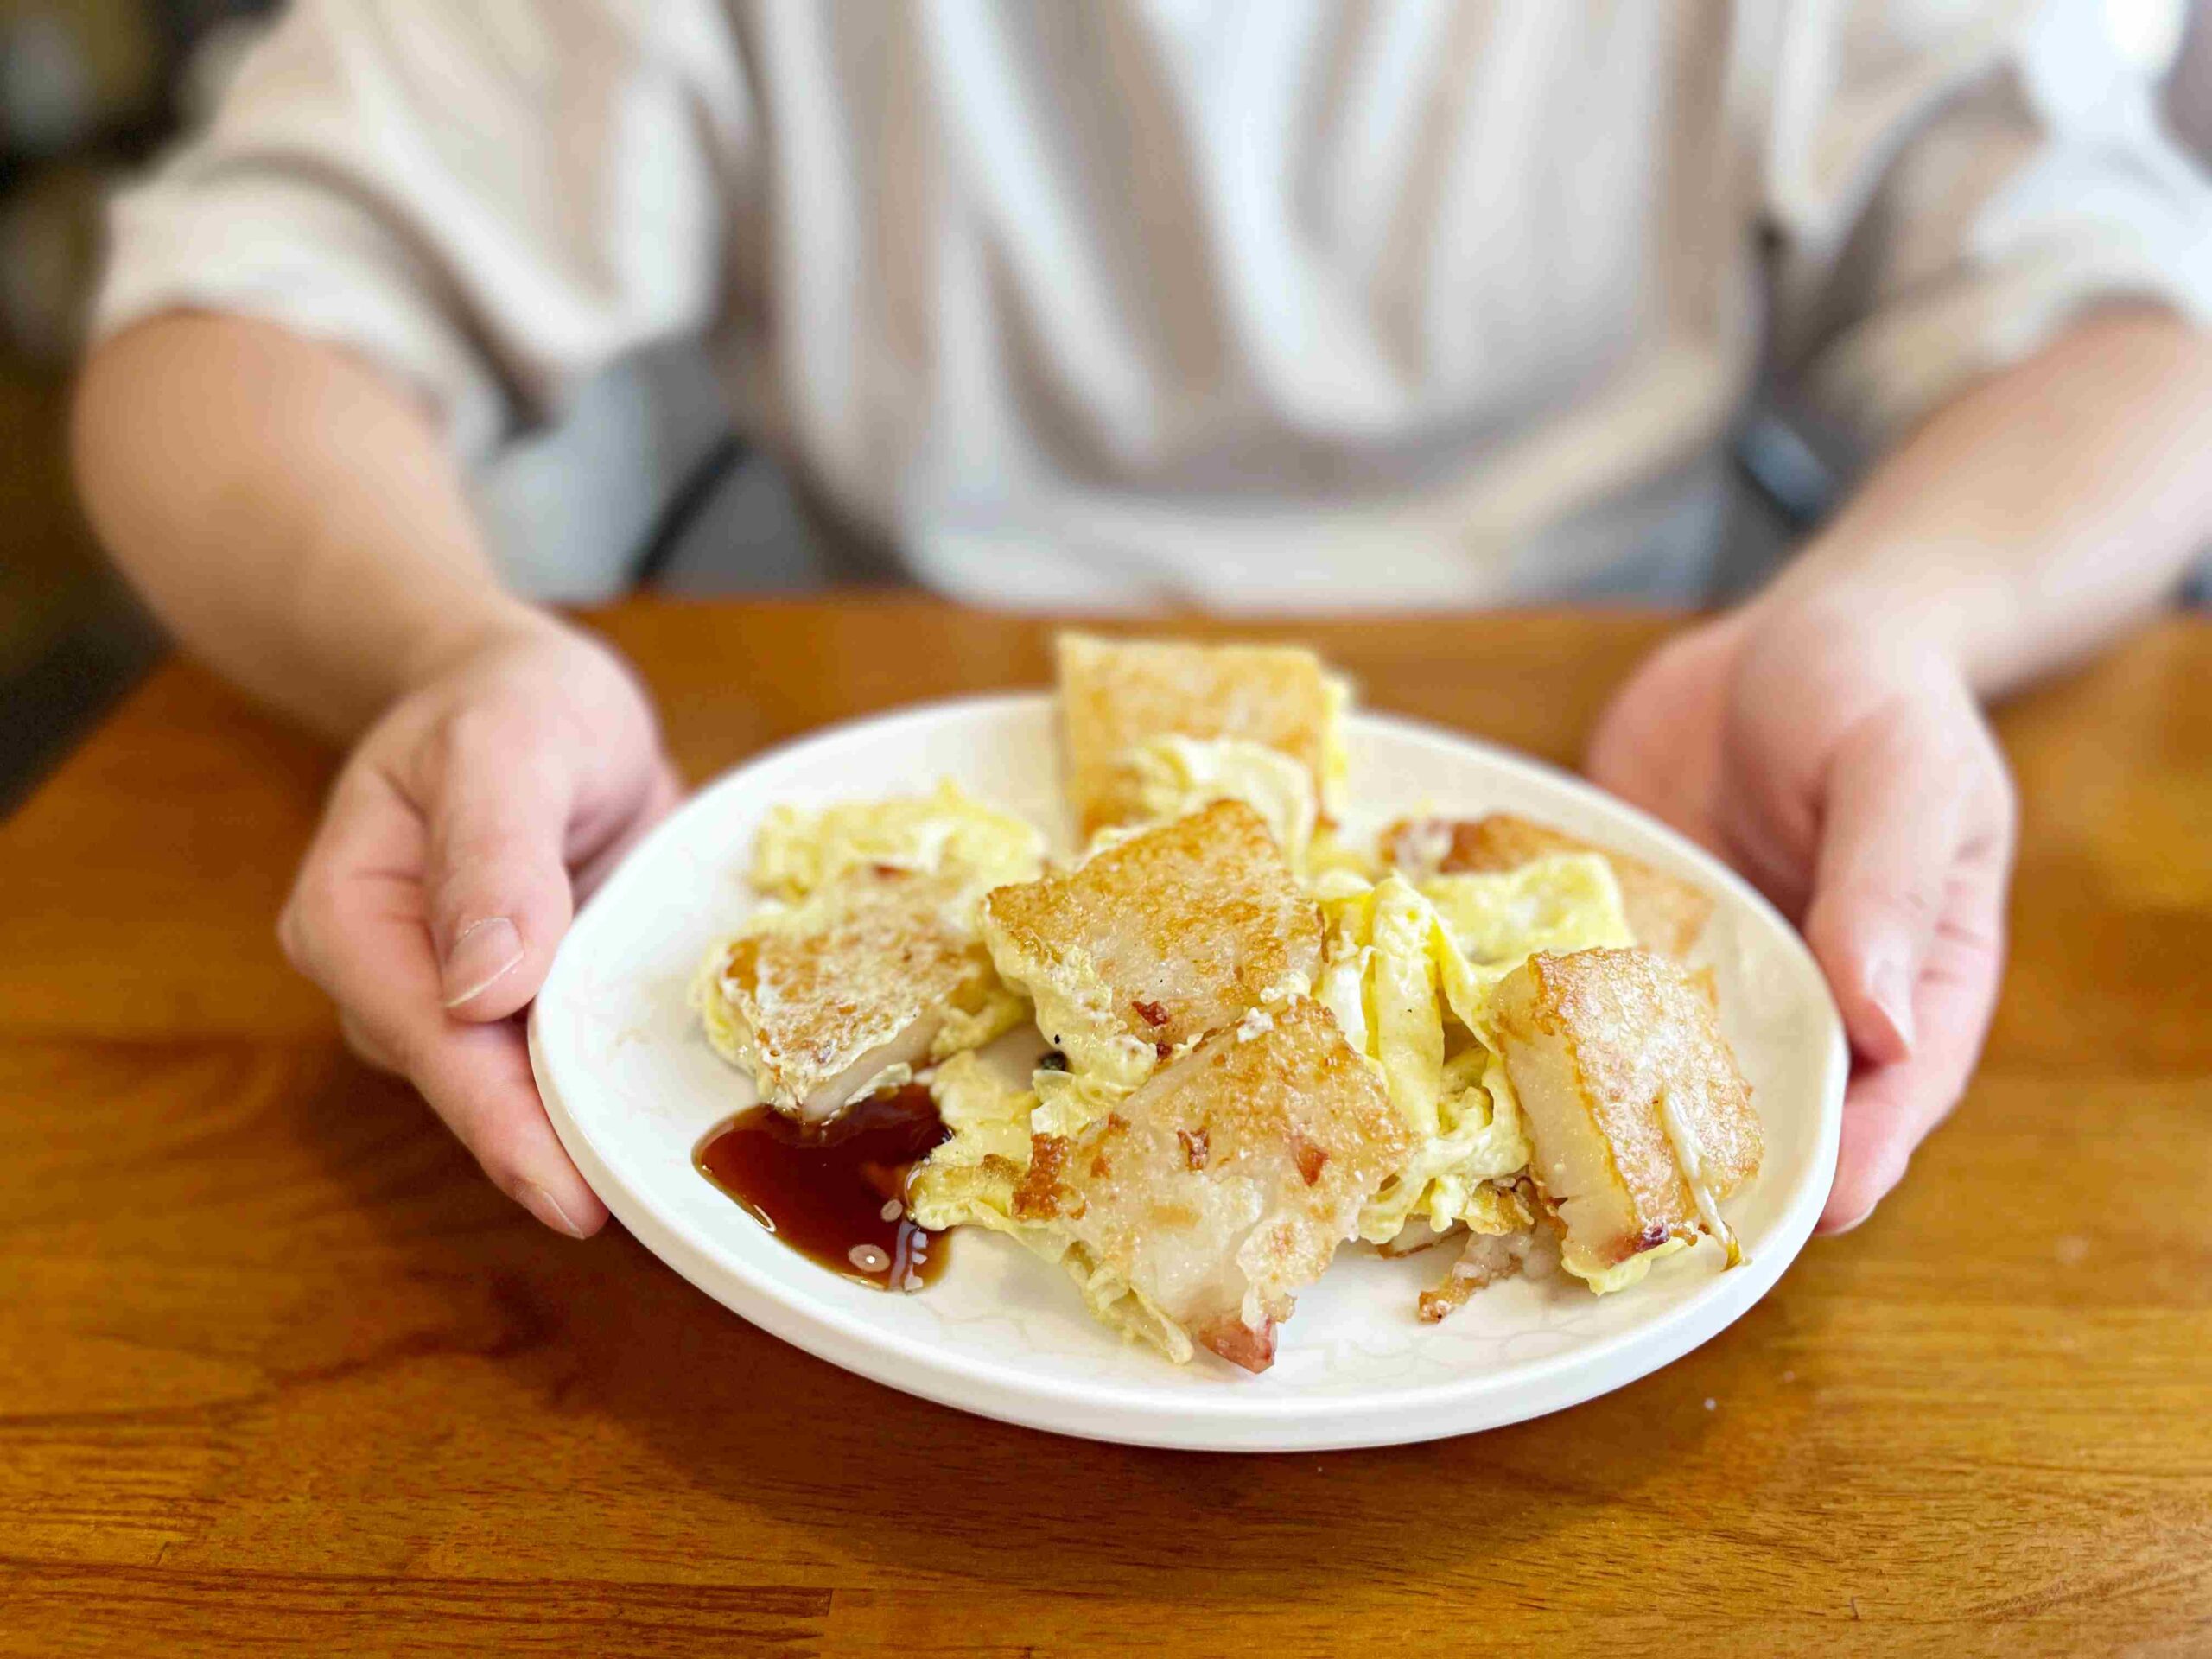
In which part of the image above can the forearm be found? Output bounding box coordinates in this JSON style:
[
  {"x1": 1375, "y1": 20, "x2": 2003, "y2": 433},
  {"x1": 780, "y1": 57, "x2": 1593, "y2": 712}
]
[
  {"x1": 72, "y1": 312, "x2": 550, "y2": 742},
  {"x1": 1763, "y1": 308, "x2": 2212, "y2": 696}
]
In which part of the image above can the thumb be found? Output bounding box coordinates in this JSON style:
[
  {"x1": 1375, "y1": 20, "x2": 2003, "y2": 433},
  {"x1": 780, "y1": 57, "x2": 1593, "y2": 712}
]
[
  {"x1": 420, "y1": 705, "x2": 578, "y2": 1020},
  {"x1": 1801, "y1": 695, "x2": 1970, "y2": 1067}
]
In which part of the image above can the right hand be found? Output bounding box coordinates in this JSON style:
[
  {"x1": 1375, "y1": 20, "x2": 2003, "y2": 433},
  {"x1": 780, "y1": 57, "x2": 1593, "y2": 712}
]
[{"x1": 278, "y1": 616, "x2": 683, "y2": 1236}]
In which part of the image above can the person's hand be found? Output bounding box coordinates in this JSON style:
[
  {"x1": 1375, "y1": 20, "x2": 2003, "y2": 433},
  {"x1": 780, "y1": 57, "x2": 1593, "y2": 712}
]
[
  {"x1": 1586, "y1": 598, "x2": 2016, "y2": 1232},
  {"x1": 277, "y1": 617, "x2": 683, "y2": 1236}
]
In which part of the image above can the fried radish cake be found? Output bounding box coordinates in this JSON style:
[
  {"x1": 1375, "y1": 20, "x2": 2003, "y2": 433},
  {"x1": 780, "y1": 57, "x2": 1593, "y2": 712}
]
[
  {"x1": 1014, "y1": 998, "x2": 1408, "y2": 1371},
  {"x1": 1490, "y1": 947, "x2": 1761, "y2": 1291},
  {"x1": 980, "y1": 800, "x2": 1321, "y2": 1087},
  {"x1": 698, "y1": 866, "x2": 1022, "y2": 1122}
]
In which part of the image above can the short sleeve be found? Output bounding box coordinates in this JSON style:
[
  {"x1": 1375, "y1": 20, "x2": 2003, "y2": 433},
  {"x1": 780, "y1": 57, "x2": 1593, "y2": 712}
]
[
  {"x1": 1763, "y1": 0, "x2": 2212, "y2": 449},
  {"x1": 91, "y1": 0, "x2": 745, "y2": 463}
]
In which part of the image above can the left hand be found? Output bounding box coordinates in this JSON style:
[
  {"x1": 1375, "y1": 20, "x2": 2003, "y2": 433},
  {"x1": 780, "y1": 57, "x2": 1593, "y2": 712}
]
[{"x1": 1586, "y1": 598, "x2": 2017, "y2": 1233}]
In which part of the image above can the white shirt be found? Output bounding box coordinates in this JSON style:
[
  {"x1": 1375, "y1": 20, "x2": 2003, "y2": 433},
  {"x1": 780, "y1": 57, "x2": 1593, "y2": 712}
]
[{"x1": 93, "y1": 0, "x2": 2212, "y2": 608}]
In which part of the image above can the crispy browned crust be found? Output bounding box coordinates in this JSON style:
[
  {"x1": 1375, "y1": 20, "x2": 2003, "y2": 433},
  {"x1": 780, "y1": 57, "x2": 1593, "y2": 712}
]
[
  {"x1": 1053, "y1": 998, "x2": 1409, "y2": 1371},
  {"x1": 715, "y1": 867, "x2": 995, "y2": 1112},
  {"x1": 1058, "y1": 632, "x2": 1338, "y2": 838},
  {"x1": 1013, "y1": 1134, "x2": 1075, "y2": 1221},
  {"x1": 1491, "y1": 948, "x2": 1761, "y2": 1268},
  {"x1": 1383, "y1": 813, "x2": 1714, "y2": 958},
  {"x1": 981, "y1": 800, "x2": 1321, "y2": 1059}
]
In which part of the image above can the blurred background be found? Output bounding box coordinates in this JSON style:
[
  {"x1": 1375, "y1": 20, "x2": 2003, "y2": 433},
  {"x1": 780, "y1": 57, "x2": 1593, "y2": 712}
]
[{"x1": 3, "y1": 0, "x2": 2212, "y2": 813}]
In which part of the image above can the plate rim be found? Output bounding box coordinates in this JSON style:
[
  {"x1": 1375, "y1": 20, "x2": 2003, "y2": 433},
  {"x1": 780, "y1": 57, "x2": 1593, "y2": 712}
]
[{"x1": 530, "y1": 690, "x2": 1847, "y2": 1451}]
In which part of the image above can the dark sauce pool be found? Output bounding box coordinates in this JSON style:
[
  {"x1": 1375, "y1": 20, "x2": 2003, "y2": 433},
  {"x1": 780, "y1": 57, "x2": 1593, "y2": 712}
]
[{"x1": 695, "y1": 1084, "x2": 952, "y2": 1292}]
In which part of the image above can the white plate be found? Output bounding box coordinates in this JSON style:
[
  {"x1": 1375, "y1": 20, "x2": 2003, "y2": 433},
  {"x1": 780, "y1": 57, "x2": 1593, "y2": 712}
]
[{"x1": 530, "y1": 694, "x2": 1845, "y2": 1452}]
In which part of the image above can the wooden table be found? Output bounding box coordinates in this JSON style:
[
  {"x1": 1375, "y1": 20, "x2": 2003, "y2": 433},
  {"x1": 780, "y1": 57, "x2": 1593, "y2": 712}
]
[{"x1": 3, "y1": 599, "x2": 2207, "y2": 1657}]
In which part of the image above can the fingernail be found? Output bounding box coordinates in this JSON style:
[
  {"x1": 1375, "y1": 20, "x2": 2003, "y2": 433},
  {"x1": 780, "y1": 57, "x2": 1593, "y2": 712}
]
[
  {"x1": 1866, "y1": 949, "x2": 1916, "y2": 1053},
  {"x1": 1827, "y1": 1199, "x2": 1878, "y2": 1235},
  {"x1": 442, "y1": 917, "x2": 523, "y2": 1007},
  {"x1": 517, "y1": 1180, "x2": 588, "y2": 1238}
]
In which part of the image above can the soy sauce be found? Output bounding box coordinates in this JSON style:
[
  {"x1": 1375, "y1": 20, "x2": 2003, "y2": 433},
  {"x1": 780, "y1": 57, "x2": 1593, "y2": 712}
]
[{"x1": 695, "y1": 1084, "x2": 951, "y2": 1291}]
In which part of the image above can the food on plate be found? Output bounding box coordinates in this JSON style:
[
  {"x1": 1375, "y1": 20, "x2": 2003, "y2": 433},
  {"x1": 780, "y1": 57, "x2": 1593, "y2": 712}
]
[
  {"x1": 1119, "y1": 734, "x2": 1318, "y2": 865},
  {"x1": 927, "y1": 998, "x2": 1408, "y2": 1371},
  {"x1": 1057, "y1": 632, "x2": 1347, "y2": 839},
  {"x1": 749, "y1": 779, "x2": 1045, "y2": 900},
  {"x1": 1313, "y1": 874, "x2": 1535, "y2": 1257},
  {"x1": 695, "y1": 633, "x2": 1761, "y2": 1373},
  {"x1": 1385, "y1": 812, "x2": 1713, "y2": 957},
  {"x1": 1414, "y1": 853, "x2": 1636, "y2": 969},
  {"x1": 693, "y1": 783, "x2": 1039, "y2": 1122},
  {"x1": 980, "y1": 800, "x2": 1320, "y2": 1090},
  {"x1": 1417, "y1": 1211, "x2": 1543, "y2": 1323},
  {"x1": 694, "y1": 864, "x2": 1027, "y2": 1122},
  {"x1": 1491, "y1": 948, "x2": 1763, "y2": 1291}
]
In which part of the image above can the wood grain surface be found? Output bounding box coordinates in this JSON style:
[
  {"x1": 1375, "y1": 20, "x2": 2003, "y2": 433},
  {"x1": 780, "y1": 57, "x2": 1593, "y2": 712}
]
[{"x1": 1, "y1": 599, "x2": 2206, "y2": 1657}]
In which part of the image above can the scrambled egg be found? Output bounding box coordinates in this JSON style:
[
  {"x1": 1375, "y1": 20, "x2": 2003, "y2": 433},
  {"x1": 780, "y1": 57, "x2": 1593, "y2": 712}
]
[
  {"x1": 1119, "y1": 735, "x2": 1317, "y2": 863},
  {"x1": 1418, "y1": 852, "x2": 1636, "y2": 967},
  {"x1": 1304, "y1": 824, "x2": 1382, "y2": 887},
  {"x1": 1096, "y1": 724, "x2": 1376, "y2": 887},
  {"x1": 902, "y1": 1052, "x2": 1034, "y2": 1230},
  {"x1": 1315, "y1": 874, "x2": 1535, "y2": 1246},
  {"x1": 750, "y1": 779, "x2": 1045, "y2": 900},
  {"x1": 738, "y1": 787, "x2": 1649, "y2": 1297}
]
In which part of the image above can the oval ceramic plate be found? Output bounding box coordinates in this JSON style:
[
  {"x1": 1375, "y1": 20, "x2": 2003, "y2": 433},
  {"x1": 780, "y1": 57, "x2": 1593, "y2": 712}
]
[{"x1": 530, "y1": 694, "x2": 1846, "y2": 1452}]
